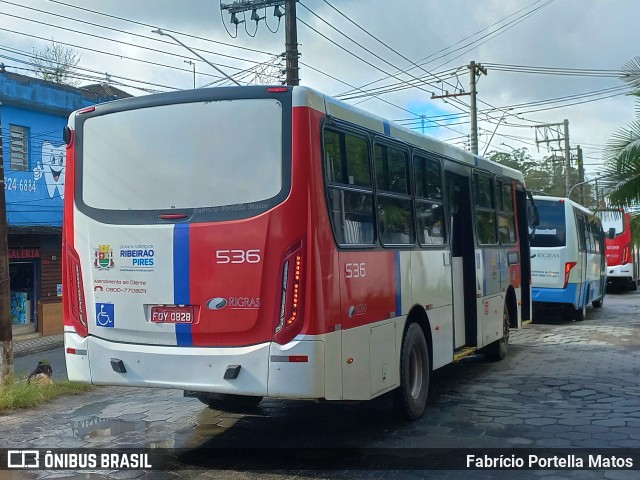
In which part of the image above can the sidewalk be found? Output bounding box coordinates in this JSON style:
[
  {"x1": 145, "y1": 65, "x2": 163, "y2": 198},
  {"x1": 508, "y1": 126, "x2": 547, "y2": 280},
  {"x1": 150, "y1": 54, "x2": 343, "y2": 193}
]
[{"x1": 12, "y1": 324, "x2": 64, "y2": 358}]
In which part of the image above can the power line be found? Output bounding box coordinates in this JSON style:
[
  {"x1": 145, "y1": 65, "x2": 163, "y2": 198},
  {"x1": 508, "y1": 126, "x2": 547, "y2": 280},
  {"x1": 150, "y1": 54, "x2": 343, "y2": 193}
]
[
  {"x1": 47, "y1": 0, "x2": 276, "y2": 57},
  {"x1": 335, "y1": 0, "x2": 555, "y2": 100},
  {"x1": 0, "y1": 9, "x2": 260, "y2": 74}
]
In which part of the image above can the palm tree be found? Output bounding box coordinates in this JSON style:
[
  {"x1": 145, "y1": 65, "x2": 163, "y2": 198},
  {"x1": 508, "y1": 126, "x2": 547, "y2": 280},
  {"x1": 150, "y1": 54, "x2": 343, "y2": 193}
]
[
  {"x1": 603, "y1": 57, "x2": 640, "y2": 240},
  {"x1": 604, "y1": 57, "x2": 640, "y2": 204}
]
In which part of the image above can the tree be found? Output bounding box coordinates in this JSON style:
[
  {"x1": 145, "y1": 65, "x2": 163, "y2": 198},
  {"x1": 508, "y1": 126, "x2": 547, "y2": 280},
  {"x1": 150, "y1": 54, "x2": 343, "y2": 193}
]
[
  {"x1": 30, "y1": 40, "x2": 81, "y2": 86},
  {"x1": 603, "y1": 57, "x2": 640, "y2": 241},
  {"x1": 489, "y1": 147, "x2": 594, "y2": 204}
]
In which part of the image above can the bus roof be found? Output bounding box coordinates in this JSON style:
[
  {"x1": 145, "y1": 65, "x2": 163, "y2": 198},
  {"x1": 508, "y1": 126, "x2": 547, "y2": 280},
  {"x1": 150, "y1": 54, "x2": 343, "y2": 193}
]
[
  {"x1": 292, "y1": 85, "x2": 524, "y2": 182},
  {"x1": 69, "y1": 84, "x2": 524, "y2": 183}
]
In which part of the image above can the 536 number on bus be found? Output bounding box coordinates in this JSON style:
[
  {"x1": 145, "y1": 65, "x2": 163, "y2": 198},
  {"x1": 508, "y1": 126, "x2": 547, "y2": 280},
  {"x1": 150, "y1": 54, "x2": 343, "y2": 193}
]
[
  {"x1": 345, "y1": 263, "x2": 366, "y2": 278},
  {"x1": 216, "y1": 249, "x2": 261, "y2": 264}
]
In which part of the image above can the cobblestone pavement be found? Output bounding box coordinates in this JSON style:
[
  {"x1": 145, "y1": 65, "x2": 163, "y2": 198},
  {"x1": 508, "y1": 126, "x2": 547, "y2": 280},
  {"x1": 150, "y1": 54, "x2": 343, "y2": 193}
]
[{"x1": 2, "y1": 290, "x2": 640, "y2": 480}]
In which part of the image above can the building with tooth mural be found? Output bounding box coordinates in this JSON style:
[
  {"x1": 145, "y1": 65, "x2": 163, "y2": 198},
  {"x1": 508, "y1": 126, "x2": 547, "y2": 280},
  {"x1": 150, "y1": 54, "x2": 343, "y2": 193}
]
[{"x1": 0, "y1": 65, "x2": 131, "y2": 336}]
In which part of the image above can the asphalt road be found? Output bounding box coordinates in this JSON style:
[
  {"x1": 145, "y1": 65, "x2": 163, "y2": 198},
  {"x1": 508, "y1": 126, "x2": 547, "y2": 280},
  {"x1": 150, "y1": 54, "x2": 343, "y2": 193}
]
[{"x1": 3, "y1": 288, "x2": 640, "y2": 479}]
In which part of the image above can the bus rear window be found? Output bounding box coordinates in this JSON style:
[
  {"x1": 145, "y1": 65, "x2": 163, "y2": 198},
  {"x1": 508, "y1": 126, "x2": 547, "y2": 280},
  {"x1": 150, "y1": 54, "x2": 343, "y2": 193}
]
[
  {"x1": 598, "y1": 210, "x2": 624, "y2": 236},
  {"x1": 531, "y1": 200, "x2": 566, "y2": 247},
  {"x1": 80, "y1": 99, "x2": 283, "y2": 211}
]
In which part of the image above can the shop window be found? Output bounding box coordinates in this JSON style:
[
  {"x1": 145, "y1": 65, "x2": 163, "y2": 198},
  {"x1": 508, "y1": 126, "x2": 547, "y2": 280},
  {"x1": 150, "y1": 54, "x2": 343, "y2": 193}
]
[{"x1": 10, "y1": 124, "x2": 29, "y2": 171}]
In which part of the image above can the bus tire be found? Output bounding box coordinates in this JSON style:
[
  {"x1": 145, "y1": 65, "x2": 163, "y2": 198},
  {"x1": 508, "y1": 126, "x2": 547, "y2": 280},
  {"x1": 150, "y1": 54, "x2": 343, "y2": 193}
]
[
  {"x1": 197, "y1": 394, "x2": 263, "y2": 411},
  {"x1": 592, "y1": 298, "x2": 603, "y2": 308},
  {"x1": 394, "y1": 322, "x2": 430, "y2": 420},
  {"x1": 574, "y1": 301, "x2": 587, "y2": 321},
  {"x1": 484, "y1": 303, "x2": 510, "y2": 361},
  {"x1": 630, "y1": 280, "x2": 638, "y2": 291}
]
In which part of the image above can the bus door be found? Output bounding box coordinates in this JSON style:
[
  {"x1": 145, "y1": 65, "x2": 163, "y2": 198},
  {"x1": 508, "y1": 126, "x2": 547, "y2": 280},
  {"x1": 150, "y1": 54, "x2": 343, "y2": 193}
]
[{"x1": 446, "y1": 173, "x2": 477, "y2": 348}]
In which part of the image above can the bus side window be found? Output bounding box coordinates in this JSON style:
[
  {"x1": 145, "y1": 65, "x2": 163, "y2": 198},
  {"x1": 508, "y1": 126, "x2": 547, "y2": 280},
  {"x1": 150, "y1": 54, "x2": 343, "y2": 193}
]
[
  {"x1": 414, "y1": 155, "x2": 445, "y2": 246},
  {"x1": 324, "y1": 129, "x2": 375, "y2": 246},
  {"x1": 497, "y1": 180, "x2": 516, "y2": 245},
  {"x1": 375, "y1": 143, "x2": 414, "y2": 246},
  {"x1": 474, "y1": 173, "x2": 497, "y2": 245}
]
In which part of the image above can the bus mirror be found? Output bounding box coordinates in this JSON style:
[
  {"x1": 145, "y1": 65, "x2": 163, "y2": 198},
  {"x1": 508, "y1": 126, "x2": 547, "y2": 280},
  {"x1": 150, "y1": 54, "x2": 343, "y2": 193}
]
[
  {"x1": 63, "y1": 126, "x2": 72, "y2": 145},
  {"x1": 608, "y1": 227, "x2": 616, "y2": 239},
  {"x1": 528, "y1": 203, "x2": 539, "y2": 227}
]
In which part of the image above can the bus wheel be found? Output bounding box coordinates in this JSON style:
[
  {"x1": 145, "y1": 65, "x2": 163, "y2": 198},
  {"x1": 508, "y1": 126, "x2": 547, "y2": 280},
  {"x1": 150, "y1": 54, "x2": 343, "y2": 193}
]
[
  {"x1": 574, "y1": 302, "x2": 587, "y2": 321},
  {"x1": 485, "y1": 303, "x2": 510, "y2": 361},
  {"x1": 394, "y1": 322, "x2": 430, "y2": 420},
  {"x1": 592, "y1": 298, "x2": 603, "y2": 309},
  {"x1": 197, "y1": 394, "x2": 263, "y2": 411}
]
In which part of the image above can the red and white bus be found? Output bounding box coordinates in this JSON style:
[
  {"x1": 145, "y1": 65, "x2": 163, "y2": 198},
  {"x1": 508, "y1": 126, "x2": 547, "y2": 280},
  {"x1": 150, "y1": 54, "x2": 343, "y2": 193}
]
[
  {"x1": 63, "y1": 86, "x2": 533, "y2": 419},
  {"x1": 598, "y1": 209, "x2": 640, "y2": 290}
]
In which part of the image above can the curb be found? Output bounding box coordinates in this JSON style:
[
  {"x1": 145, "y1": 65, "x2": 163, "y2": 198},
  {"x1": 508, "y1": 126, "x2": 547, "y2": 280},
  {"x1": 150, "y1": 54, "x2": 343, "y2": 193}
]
[{"x1": 14, "y1": 340, "x2": 65, "y2": 358}]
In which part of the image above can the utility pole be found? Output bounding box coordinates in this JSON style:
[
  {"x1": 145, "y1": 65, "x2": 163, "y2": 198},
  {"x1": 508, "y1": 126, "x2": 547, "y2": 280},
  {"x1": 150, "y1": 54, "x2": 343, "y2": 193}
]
[
  {"x1": 534, "y1": 120, "x2": 571, "y2": 196},
  {"x1": 284, "y1": 0, "x2": 299, "y2": 85},
  {"x1": 469, "y1": 61, "x2": 487, "y2": 155},
  {"x1": 0, "y1": 158, "x2": 13, "y2": 385},
  {"x1": 220, "y1": 0, "x2": 299, "y2": 85},
  {"x1": 563, "y1": 119, "x2": 570, "y2": 198},
  {"x1": 577, "y1": 145, "x2": 584, "y2": 205},
  {"x1": 432, "y1": 60, "x2": 486, "y2": 154}
]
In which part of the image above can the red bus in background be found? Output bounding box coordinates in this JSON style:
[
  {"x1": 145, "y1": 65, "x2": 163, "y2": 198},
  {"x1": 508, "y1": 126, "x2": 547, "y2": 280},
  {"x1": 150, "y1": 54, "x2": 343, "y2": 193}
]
[
  {"x1": 63, "y1": 86, "x2": 534, "y2": 420},
  {"x1": 598, "y1": 209, "x2": 640, "y2": 290}
]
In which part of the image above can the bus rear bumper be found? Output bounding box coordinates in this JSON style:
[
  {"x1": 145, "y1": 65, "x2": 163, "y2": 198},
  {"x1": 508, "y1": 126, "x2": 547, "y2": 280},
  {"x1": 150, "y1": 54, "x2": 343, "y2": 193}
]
[
  {"x1": 64, "y1": 333, "x2": 325, "y2": 399},
  {"x1": 532, "y1": 284, "x2": 579, "y2": 309},
  {"x1": 607, "y1": 263, "x2": 634, "y2": 279}
]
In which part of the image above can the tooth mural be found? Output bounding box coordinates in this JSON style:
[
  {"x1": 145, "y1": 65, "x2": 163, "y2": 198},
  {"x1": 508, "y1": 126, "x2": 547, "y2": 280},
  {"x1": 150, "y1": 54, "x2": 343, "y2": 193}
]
[{"x1": 34, "y1": 141, "x2": 66, "y2": 199}]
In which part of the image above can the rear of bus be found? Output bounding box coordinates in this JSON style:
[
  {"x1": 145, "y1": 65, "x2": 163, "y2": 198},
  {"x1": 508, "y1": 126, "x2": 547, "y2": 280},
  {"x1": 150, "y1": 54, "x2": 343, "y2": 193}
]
[
  {"x1": 530, "y1": 197, "x2": 582, "y2": 318},
  {"x1": 63, "y1": 86, "x2": 325, "y2": 400},
  {"x1": 599, "y1": 210, "x2": 638, "y2": 290}
]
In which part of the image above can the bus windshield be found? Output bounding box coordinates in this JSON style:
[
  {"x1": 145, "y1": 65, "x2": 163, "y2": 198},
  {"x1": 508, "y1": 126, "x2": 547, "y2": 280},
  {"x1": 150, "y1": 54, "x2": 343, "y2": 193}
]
[
  {"x1": 80, "y1": 98, "x2": 283, "y2": 211},
  {"x1": 531, "y1": 200, "x2": 566, "y2": 247},
  {"x1": 598, "y1": 210, "x2": 625, "y2": 236}
]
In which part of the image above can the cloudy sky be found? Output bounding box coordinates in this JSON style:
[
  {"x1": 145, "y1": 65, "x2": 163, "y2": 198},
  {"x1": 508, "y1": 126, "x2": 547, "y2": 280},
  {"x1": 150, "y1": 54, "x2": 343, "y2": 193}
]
[{"x1": 1, "y1": 0, "x2": 638, "y2": 178}]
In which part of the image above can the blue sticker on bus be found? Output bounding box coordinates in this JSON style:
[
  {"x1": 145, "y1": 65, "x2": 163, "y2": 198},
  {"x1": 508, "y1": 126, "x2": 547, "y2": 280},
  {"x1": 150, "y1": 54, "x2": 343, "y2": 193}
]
[{"x1": 96, "y1": 303, "x2": 114, "y2": 328}]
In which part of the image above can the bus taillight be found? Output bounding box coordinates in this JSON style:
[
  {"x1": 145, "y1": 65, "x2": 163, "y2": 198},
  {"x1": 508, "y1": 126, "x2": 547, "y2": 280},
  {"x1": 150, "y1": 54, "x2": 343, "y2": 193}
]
[
  {"x1": 622, "y1": 244, "x2": 631, "y2": 264},
  {"x1": 65, "y1": 245, "x2": 89, "y2": 337},
  {"x1": 274, "y1": 240, "x2": 305, "y2": 344},
  {"x1": 564, "y1": 261, "x2": 577, "y2": 289}
]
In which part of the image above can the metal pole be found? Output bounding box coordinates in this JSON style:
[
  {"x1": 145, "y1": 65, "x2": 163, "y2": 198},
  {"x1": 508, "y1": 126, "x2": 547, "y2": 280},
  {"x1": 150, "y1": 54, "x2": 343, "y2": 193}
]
[
  {"x1": 152, "y1": 29, "x2": 240, "y2": 86},
  {"x1": 577, "y1": 145, "x2": 584, "y2": 205},
  {"x1": 563, "y1": 119, "x2": 570, "y2": 197},
  {"x1": 284, "y1": 0, "x2": 299, "y2": 85},
  {"x1": 470, "y1": 61, "x2": 478, "y2": 154},
  {"x1": 482, "y1": 109, "x2": 511, "y2": 157},
  {"x1": 0, "y1": 159, "x2": 13, "y2": 385},
  {"x1": 184, "y1": 60, "x2": 196, "y2": 88}
]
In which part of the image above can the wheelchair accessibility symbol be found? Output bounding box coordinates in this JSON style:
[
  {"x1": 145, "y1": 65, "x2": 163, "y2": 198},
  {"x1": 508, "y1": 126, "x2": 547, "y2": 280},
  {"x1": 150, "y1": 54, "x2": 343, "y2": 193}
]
[{"x1": 96, "y1": 303, "x2": 114, "y2": 327}]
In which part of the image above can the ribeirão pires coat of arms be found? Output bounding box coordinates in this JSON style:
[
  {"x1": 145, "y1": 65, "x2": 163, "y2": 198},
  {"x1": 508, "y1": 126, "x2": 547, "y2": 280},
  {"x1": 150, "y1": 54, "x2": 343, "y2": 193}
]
[{"x1": 94, "y1": 245, "x2": 115, "y2": 270}]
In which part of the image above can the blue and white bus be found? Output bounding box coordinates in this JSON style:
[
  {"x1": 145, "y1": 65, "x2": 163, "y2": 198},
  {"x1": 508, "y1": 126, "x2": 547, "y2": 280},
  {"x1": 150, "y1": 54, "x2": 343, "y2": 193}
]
[{"x1": 531, "y1": 196, "x2": 606, "y2": 321}]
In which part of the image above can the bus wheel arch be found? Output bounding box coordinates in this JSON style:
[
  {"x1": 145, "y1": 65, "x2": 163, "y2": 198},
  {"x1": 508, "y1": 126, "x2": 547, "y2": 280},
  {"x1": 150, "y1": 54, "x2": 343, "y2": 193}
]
[
  {"x1": 505, "y1": 286, "x2": 518, "y2": 328},
  {"x1": 575, "y1": 286, "x2": 588, "y2": 321},
  {"x1": 394, "y1": 306, "x2": 432, "y2": 420},
  {"x1": 483, "y1": 297, "x2": 510, "y2": 361}
]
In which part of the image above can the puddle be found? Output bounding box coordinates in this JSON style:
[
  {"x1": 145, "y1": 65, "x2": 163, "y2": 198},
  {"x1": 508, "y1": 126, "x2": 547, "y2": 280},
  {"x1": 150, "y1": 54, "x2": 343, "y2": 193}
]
[{"x1": 69, "y1": 415, "x2": 175, "y2": 448}]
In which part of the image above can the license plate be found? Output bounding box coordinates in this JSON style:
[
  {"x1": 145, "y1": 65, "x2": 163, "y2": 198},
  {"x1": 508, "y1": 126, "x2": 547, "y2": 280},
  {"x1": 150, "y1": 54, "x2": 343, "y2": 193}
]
[{"x1": 150, "y1": 305, "x2": 195, "y2": 324}]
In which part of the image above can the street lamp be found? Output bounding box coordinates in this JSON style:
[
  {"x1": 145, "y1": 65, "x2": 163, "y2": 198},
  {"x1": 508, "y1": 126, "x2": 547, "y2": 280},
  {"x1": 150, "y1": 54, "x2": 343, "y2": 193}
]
[
  {"x1": 151, "y1": 29, "x2": 240, "y2": 86},
  {"x1": 184, "y1": 60, "x2": 196, "y2": 89}
]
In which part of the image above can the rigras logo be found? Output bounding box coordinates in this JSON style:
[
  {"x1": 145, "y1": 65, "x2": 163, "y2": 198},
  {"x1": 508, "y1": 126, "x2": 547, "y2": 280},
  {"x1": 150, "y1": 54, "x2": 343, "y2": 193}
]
[{"x1": 206, "y1": 297, "x2": 227, "y2": 310}]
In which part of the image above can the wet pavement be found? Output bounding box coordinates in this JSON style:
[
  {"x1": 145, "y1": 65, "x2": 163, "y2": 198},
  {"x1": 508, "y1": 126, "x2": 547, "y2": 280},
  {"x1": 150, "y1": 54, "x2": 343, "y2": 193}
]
[{"x1": 2, "y1": 289, "x2": 640, "y2": 479}]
